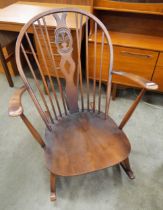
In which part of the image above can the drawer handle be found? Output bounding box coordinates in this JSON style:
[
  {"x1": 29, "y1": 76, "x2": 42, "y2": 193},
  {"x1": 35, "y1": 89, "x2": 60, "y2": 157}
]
[{"x1": 120, "y1": 51, "x2": 152, "y2": 59}]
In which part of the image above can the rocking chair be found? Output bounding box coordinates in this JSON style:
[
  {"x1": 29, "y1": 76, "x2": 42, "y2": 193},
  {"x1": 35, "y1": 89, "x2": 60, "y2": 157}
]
[{"x1": 8, "y1": 8, "x2": 158, "y2": 201}]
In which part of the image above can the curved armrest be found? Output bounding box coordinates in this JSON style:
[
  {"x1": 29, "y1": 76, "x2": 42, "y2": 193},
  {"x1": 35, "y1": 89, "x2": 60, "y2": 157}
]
[
  {"x1": 8, "y1": 86, "x2": 27, "y2": 117},
  {"x1": 112, "y1": 71, "x2": 158, "y2": 90},
  {"x1": 8, "y1": 86, "x2": 45, "y2": 147}
]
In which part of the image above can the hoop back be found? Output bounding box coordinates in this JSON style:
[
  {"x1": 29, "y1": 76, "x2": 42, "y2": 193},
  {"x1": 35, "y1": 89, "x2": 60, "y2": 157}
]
[{"x1": 15, "y1": 8, "x2": 113, "y2": 128}]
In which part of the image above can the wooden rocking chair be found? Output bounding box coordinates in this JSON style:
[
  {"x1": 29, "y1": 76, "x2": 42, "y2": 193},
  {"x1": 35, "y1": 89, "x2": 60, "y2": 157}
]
[{"x1": 8, "y1": 8, "x2": 158, "y2": 201}]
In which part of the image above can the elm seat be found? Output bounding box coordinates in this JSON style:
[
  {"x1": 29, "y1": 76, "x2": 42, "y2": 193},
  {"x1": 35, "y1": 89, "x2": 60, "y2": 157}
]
[{"x1": 44, "y1": 112, "x2": 131, "y2": 176}]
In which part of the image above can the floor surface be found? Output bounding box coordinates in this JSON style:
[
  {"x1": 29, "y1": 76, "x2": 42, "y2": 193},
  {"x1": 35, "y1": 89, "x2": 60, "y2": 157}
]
[{"x1": 0, "y1": 74, "x2": 163, "y2": 210}]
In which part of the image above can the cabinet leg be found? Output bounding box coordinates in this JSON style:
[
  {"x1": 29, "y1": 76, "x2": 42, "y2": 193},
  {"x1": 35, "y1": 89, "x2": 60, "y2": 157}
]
[{"x1": 112, "y1": 83, "x2": 117, "y2": 100}]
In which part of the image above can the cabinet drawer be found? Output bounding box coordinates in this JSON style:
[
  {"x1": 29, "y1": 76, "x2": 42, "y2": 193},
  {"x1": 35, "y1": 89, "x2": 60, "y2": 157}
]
[
  {"x1": 156, "y1": 52, "x2": 163, "y2": 66},
  {"x1": 88, "y1": 43, "x2": 158, "y2": 87},
  {"x1": 113, "y1": 46, "x2": 158, "y2": 87},
  {"x1": 152, "y1": 66, "x2": 163, "y2": 92},
  {"x1": 88, "y1": 42, "x2": 111, "y2": 81}
]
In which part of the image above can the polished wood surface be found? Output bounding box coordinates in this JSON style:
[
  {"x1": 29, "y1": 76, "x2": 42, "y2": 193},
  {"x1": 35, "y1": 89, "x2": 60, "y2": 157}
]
[
  {"x1": 90, "y1": 2, "x2": 163, "y2": 94},
  {"x1": 94, "y1": 10, "x2": 163, "y2": 37},
  {"x1": 88, "y1": 39, "x2": 158, "y2": 87},
  {"x1": 0, "y1": 0, "x2": 93, "y2": 8},
  {"x1": 89, "y1": 30, "x2": 163, "y2": 51},
  {"x1": 94, "y1": 0, "x2": 163, "y2": 15},
  {"x1": 8, "y1": 85, "x2": 45, "y2": 147},
  {"x1": 118, "y1": 89, "x2": 146, "y2": 129},
  {"x1": 112, "y1": 47, "x2": 158, "y2": 87},
  {"x1": 45, "y1": 112, "x2": 131, "y2": 176},
  {"x1": 112, "y1": 71, "x2": 158, "y2": 90},
  {"x1": 27, "y1": 0, "x2": 93, "y2": 5},
  {"x1": 21, "y1": 113, "x2": 45, "y2": 147},
  {"x1": 0, "y1": 1, "x2": 92, "y2": 86},
  {"x1": 50, "y1": 172, "x2": 56, "y2": 201},
  {"x1": 8, "y1": 86, "x2": 26, "y2": 116},
  {"x1": 0, "y1": 1, "x2": 92, "y2": 32},
  {"x1": 0, "y1": 0, "x2": 15, "y2": 8},
  {"x1": 152, "y1": 66, "x2": 163, "y2": 92},
  {"x1": 152, "y1": 53, "x2": 163, "y2": 91},
  {"x1": 155, "y1": 52, "x2": 163, "y2": 66}
]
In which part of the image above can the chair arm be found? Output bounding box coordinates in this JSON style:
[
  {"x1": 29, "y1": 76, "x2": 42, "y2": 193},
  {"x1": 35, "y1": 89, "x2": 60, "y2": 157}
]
[
  {"x1": 8, "y1": 86, "x2": 27, "y2": 117},
  {"x1": 112, "y1": 71, "x2": 158, "y2": 90},
  {"x1": 8, "y1": 85, "x2": 45, "y2": 148}
]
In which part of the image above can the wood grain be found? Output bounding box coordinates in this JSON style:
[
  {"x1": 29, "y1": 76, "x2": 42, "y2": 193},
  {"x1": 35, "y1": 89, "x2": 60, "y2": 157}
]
[
  {"x1": 152, "y1": 52, "x2": 163, "y2": 91},
  {"x1": 89, "y1": 30, "x2": 163, "y2": 51},
  {"x1": 0, "y1": 2, "x2": 92, "y2": 32},
  {"x1": 0, "y1": 0, "x2": 15, "y2": 8},
  {"x1": 152, "y1": 66, "x2": 163, "y2": 92},
  {"x1": 26, "y1": 0, "x2": 93, "y2": 6},
  {"x1": 113, "y1": 46, "x2": 158, "y2": 87},
  {"x1": 119, "y1": 89, "x2": 146, "y2": 129},
  {"x1": 8, "y1": 86, "x2": 26, "y2": 116},
  {"x1": 0, "y1": 0, "x2": 93, "y2": 8},
  {"x1": 94, "y1": 0, "x2": 163, "y2": 15},
  {"x1": 112, "y1": 71, "x2": 158, "y2": 90},
  {"x1": 88, "y1": 39, "x2": 158, "y2": 88},
  {"x1": 95, "y1": 10, "x2": 163, "y2": 37},
  {"x1": 45, "y1": 112, "x2": 131, "y2": 176}
]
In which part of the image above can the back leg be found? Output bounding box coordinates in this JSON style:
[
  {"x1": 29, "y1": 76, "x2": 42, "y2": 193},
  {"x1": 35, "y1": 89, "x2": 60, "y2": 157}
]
[
  {"x1": 120, "y1": 157, "x2": 135, "y2": 179},
  {"x1": 50, "y1": 172, "x2": 56, "y2": 201}
]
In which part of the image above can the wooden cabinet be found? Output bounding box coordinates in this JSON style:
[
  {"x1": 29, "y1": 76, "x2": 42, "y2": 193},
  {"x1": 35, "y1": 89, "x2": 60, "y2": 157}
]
[
  {"x1": 0, "y1": 41, "x2": 17, "y2": 76},
  {"x1": 35, "y1": 28, "x2": 64, "y2": 79},
  {"x1": 112, "y1": 47, "x2": 158, "y2": 87},
  {"x1": 88, "y1": 41, "x2": 110, "y2": 81},
  {"x1": 152, "y1": 53, "x2": 163, "y2": 91},
  {"x1": 89, "y1": 1, "x2": 163, "y2": 93},
  {"x1": 88, "y1": 39, "x2": 159, "y2": 87}
]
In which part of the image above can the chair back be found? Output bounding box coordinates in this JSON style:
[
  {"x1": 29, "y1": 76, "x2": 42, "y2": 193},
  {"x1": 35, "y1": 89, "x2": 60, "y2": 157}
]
[{"x1": 16, "y1": 8, "x2": 113, "y2": 129}]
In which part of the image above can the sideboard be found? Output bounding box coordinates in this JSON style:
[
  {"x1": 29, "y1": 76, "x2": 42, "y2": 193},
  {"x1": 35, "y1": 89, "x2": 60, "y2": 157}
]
[{"x1": 88, "y1": 0, "x2": 163, "y2": 97}]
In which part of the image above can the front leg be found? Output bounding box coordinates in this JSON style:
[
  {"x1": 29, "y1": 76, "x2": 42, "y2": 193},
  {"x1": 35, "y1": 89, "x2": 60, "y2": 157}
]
[
  {"x1": 120, "y1": 157, "x2": 135, "y2": 179},
  {"x1": 50, "y1": 172, "x2": 56, "y2": 201}
]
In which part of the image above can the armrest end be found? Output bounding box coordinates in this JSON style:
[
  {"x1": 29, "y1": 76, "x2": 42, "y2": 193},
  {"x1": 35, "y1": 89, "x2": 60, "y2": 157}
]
[
  {"x1": 144, "y1": 82, "x2": 158, "y2": 90},
  {"x1": 112, "y1": 71, "x2": 158, "y2": 90},
  {"x1": 8, "y1": 86, "x2": 27, "y2": 117},
  {"x1": 9, "y1": 106, "x2": 23, "y2": 117}
]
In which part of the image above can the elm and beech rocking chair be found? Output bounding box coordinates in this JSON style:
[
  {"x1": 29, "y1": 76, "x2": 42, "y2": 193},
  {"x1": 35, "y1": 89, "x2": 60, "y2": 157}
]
[{"x1": 8, "y1": 8, "x2": 158, "y2": 201}]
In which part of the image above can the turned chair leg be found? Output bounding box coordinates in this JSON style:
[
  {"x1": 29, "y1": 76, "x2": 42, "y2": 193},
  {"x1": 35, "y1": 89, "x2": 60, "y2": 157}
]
[
  {"x1": 50, "y1": 172, "x2": 56, "y2": 201},
  {"x1": 120, "y1": 157, "x2": 135, "y2": 179}
]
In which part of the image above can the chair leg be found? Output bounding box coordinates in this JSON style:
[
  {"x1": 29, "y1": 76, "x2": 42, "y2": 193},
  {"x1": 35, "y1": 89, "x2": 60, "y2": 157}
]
[
  {"x1": 120, "y1": 157, "x2": 135, "y2": 179},
  {"x1": 0, "y1": 46, "x2": 14, "y2": 87},
  {"x1": 50, "y1": 172, "x2": 56, "y2": 201}
]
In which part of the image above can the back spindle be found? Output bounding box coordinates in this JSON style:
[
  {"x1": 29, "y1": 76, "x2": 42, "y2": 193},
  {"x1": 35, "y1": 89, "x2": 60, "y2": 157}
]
[{"x1": 16, "y1": 9, "x2": 113, "y2": 127}]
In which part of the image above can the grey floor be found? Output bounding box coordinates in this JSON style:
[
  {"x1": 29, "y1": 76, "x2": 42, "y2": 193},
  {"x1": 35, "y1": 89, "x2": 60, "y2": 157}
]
[{"x1": 0, "y1": 73, "x2": 163, "y2": 210}]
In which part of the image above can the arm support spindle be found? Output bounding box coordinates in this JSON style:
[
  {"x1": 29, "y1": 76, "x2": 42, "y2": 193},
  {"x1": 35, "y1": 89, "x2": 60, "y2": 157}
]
[
  {"x1": 112, "y1": 71, "x2": 158, "y2": 129},
  {"x1": 8, "y1": 86, "x2": 45, "y2": 148}
]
